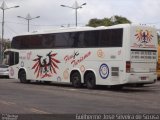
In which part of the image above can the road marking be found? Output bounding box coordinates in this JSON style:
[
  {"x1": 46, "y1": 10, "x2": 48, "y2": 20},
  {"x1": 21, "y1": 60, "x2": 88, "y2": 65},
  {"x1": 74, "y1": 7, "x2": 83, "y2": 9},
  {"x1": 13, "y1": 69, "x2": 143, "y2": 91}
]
[
  {"x1": 0, "y1": 100, "x2": 16, "y2": 105},
  {"x1": 30, "y1": 108, "x2": 49, "y2": 114},
  {"x1": 59, "y1": 88, "x2": 78, "y2": 91},
  {"x1": 68, "y1": 88, "x2": 77, "y2": 91}
]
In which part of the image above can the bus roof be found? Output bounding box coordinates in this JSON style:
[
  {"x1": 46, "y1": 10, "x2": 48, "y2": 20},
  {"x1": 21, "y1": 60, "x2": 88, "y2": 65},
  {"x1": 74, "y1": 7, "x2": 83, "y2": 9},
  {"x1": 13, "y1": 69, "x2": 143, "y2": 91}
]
[{"x1": 14, "y1": 24, "x2": 155, "y2": 38}]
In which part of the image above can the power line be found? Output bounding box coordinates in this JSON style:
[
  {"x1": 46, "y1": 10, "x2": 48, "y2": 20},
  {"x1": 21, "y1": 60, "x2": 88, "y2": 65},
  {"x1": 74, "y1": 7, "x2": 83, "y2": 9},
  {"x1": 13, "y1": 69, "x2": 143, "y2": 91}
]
[
  {"x1": 6, "y1": 24, "x2": 18, "y2": 34},
  {"x1": 2, "y1": 20, "x2": 63, "y2": 27},
  {"x1": 0, "y1": 20, "x2": 80, "y2": 27}
]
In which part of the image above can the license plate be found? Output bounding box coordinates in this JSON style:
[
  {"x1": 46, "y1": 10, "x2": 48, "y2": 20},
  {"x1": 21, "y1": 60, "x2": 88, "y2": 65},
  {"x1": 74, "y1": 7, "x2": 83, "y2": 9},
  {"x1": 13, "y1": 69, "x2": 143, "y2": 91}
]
[{"x1": 141, "y1": 77, "x2": 147, "y2": 80}]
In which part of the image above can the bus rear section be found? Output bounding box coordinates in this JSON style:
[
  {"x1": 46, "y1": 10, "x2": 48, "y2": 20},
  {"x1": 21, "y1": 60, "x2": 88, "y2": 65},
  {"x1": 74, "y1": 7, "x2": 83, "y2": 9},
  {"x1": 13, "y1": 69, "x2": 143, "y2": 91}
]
[{"x1": 126, "y1": 25, "x2": 157, "y2": 85}]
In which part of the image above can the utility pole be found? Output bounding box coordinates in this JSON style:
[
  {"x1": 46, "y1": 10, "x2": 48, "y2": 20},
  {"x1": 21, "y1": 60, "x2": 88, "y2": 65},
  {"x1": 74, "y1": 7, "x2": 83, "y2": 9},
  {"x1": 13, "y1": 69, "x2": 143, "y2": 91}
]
[
  {"x1": 61, "y1": 1, "x2": 86, "y2": 27},
  {"x1": 18, "y1": 13, "x2": 40, "y2": 32},
  {"x1": 0, "y1": 1, "x2": 19, "y2": 63}
]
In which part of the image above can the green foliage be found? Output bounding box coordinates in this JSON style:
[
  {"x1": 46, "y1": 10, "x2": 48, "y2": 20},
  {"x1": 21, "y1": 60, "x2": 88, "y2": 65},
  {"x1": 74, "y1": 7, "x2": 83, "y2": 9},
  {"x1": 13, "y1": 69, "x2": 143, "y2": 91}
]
[
  {"x1": 0, "y1": 39, "x2": 11, "y2": 51},
  {"x1": 4, "y1": 40, "x2": 11, "y2": 50},
  {"x1": 87, "y1": 15, "x2": 131, "y2": 27}
]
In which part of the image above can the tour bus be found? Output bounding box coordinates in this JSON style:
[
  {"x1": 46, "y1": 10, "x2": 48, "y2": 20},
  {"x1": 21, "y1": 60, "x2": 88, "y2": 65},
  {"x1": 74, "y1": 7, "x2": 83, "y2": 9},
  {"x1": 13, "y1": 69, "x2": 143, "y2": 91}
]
[{"x1": 5, "y1": 24, "x2": 157, "y2": 89}]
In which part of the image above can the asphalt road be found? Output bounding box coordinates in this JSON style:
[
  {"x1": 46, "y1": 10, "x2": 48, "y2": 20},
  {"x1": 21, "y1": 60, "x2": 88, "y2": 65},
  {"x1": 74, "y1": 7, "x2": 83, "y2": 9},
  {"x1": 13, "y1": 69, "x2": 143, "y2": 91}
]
[{"x1": 0, "y1": 78, "x2": 160, "y2": 115}]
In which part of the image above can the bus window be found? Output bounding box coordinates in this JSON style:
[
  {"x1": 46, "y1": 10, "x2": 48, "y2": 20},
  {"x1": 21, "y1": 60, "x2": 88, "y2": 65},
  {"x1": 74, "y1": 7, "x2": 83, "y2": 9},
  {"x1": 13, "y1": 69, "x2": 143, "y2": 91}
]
[
  {"x1": 4, "y1": 51, "x2": 19, "y2": 66},
  {"x1": 99, "y1": 29, "x2": 123, "y2": 47},
  {"x1": 3, "y1": 52, "x2": 9, "y2": 65}
]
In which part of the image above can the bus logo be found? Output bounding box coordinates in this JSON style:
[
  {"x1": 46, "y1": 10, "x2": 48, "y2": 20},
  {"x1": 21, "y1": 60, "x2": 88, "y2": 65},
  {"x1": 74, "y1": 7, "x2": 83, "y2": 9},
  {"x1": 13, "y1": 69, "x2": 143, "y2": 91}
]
[
  {"x1": 99, "y1": 63, "x2": 109, "y2": 79},
  {"x1": 135, "y1": 29, "x2": 153, "y2": 43},
  {"x1": 32, "y1": 51, "x2": 61, "y2": 78}
]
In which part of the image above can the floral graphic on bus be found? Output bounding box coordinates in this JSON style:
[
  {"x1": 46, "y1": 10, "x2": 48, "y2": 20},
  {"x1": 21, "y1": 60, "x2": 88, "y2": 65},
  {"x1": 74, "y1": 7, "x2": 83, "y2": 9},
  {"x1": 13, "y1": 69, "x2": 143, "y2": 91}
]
[
  {"x1": 32, "y1": 51, "x2": 60, "y2": 78},
  {"x1": 135, "y1": 29, "x2": 153, "y2": 43}
]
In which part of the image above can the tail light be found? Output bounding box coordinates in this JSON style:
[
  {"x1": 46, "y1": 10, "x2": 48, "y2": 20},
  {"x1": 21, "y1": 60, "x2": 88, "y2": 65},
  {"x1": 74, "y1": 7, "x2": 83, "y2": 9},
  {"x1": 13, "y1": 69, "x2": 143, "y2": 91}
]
[{"x1": 126, "y1": 61, "x2": 131, "y2": 73}]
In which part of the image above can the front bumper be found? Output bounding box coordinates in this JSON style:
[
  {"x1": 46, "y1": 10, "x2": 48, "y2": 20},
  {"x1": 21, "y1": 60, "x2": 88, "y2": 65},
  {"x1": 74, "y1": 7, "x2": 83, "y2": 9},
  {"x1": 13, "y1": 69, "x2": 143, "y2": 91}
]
[{"x1": 0, "y1": 71, "x2": 9, "y2": 76}]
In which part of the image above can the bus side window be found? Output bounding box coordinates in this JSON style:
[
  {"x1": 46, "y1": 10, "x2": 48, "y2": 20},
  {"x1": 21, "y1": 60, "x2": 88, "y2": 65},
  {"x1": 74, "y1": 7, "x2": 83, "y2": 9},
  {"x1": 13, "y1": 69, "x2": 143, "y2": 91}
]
[
  {"x1": 9, "y1": 52, "x2": 19, "y2": 66},
  {"x1": 15, "y1": 52, "x2": 19, "y2": 64},
  {"x1": 72, "y1": 32, "x2": 80, "y2": 47}
]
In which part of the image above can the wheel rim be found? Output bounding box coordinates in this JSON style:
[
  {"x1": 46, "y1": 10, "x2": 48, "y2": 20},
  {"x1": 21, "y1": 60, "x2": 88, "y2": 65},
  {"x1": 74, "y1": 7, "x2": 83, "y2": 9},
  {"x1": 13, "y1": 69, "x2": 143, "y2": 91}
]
[
  {"x1": 86, "y1": 73, "x2": 95, "y2": 89},
  {"x1": 71, "y1": 72, "x2": 81, "y2": 88},
  {"x1": 88, "y1": 76, "x2": 94, "y2": 86},
  {"x1": 20, "y1": 72, "x2": 26, "y2": 82}
]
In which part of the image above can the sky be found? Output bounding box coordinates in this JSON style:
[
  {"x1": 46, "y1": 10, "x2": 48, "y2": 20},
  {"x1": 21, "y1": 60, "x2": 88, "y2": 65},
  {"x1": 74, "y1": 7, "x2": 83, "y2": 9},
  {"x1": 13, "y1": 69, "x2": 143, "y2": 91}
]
[{"x1": 0, "y1": 0, "x2": 160, "y2": 40}]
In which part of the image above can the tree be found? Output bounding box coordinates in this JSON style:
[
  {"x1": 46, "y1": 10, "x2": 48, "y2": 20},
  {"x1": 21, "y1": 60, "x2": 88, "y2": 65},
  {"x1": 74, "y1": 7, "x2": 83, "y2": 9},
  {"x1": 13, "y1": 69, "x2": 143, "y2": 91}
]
[
  {"x1": 4, "y1": 40, "x2": 11, "y2": 50},
  {"x1": 0, "y1": 38, "x2": 11, "y2": 52},
  {"x1": 87, "y1": 15, "x2": 131, "y2": 27}
]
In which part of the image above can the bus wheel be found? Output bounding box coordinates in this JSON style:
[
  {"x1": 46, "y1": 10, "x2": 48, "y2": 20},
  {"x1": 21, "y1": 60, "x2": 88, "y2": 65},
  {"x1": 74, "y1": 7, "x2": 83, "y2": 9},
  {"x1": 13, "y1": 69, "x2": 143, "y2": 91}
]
[
  {"x1": 71, "y1": 72, "x2": 82, "y2": 88},
  {"x1": 85, "y1": 72, "x2": 96, "y2": 89},
  {"x1": 19, "y1": 70, "x2": 27, "y2": 83}
]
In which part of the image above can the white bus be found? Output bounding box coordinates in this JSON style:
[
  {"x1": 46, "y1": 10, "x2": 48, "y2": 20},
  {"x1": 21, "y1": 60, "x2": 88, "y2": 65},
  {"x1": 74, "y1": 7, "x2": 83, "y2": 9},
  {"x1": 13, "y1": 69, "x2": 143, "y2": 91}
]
[{"x1": 5, "y1": 24, "x2": 157, "y2": 89}]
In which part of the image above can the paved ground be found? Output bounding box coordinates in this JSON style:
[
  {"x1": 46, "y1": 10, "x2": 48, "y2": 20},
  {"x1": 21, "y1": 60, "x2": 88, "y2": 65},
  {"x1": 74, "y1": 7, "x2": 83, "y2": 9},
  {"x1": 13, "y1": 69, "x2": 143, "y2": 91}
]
[{"x1": 0, "y1": 78, "x2": 160, "y2": 115}]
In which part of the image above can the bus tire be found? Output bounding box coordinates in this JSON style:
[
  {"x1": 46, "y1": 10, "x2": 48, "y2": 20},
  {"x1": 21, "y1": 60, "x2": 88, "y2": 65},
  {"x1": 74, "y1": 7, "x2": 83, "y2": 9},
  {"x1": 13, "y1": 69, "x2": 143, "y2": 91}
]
[
  {"x1": 71, "y1": 71, "x2": 82, "y2": 88},
  {"x1": 85, "y1": 72, "x2": 96, "y2": 89},
  {"x1": 19, "y1": 70, "x2": 28, "y2": 83}
]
